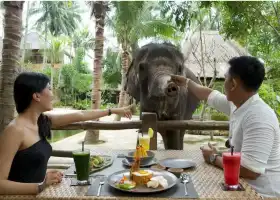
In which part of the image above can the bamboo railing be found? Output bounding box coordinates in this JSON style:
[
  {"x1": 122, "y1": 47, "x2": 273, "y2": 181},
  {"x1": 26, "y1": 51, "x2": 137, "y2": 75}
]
[{"x1": 51, "y1": 112, "x2": 229, "y2": 157}]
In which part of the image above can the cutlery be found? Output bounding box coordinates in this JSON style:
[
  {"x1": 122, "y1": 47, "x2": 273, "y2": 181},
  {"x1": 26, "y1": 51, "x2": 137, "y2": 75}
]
[
  {"x1": 180, "y1": 173, "x2": 190, "y2": 196},
  {"x1": 97, "y1": 176, "x2": 105, "y2": 197}
]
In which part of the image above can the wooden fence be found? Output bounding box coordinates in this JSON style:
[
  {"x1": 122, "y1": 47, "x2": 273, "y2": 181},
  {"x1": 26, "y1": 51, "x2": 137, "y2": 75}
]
[{"x1": 51, "y1": 112, "x2": 229, "y2": 158}]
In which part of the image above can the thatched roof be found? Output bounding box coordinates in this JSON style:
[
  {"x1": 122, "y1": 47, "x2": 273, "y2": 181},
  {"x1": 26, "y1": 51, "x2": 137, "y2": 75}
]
[
  {"x1": 182, "y1": 31, "x2": 250, "y2": 79},
  {"x1": 22, "y1": 32, "x2": 49, "y2": 50}
]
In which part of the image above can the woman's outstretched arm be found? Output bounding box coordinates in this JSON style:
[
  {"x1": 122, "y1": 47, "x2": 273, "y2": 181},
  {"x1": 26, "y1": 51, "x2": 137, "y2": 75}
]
[{"x1": 45, "y1": 105, "x2": 136, "y2": 128}]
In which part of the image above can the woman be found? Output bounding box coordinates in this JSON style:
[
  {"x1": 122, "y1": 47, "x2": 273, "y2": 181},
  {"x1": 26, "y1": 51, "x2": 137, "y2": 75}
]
[{"x1": 0, "y1": 72, "x2": 133, "y2": 195}]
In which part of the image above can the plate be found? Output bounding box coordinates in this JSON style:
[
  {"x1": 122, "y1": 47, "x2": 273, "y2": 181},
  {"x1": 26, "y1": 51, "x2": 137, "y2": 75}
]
[
  {"x1": 107, "y1": 168, "x2": 178, "y2": 193},
  {"x1": 89, "y1": 155, "x2": 114, "y2": 173},
  {"x1": 122, "y1": 158, "x2": 157, "y2": 167},
  {"x1": 158, "y1": 158, "x2": 196, "y2": 169}
]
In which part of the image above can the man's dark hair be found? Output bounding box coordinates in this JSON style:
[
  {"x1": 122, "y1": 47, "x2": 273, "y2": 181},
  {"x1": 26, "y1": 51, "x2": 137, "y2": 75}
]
[{"x1": 228, "y1": 56, "x2": 265, "y2": 92}]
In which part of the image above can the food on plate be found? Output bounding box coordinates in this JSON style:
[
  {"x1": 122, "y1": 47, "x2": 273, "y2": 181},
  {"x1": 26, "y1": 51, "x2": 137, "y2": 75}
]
[
  {"x1": 115, "y1": 175, "x2": 136, "y2": 190},
  {"x1": 146, "y1": 179, "x2": 159, "y2": 188},
  {"x1": 89, "y1": 155, "x2": 104, "y2": 168},
  {"x1": 133, "y1": 145, "x2": 148, "y2": 158},
  {"x1": 131, "y1": 170, "x2": 153, "y2": 185},
  {"x1": 147, "y1": 176, "x2": 168, "y2": 189},
  {"x1": 115, "y1": 145, "x2": 169, "y2": 191}
]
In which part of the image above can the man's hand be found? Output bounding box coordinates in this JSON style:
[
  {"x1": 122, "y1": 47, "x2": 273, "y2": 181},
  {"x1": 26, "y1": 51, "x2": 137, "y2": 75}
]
[
  {"x1": 200, "y1": 142, "x2": 218, "y2": 164},
  {"x1": 170, "y1": 75, "x2": 189, "y2": 87}
]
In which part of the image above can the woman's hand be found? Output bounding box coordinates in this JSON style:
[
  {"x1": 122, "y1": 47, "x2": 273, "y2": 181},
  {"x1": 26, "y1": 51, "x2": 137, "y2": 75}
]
[
  {"x1": 45, "y1": 170, "x2": 63, "y2": 186},
  {"x1": 112, "y1": 105, "x2": 135, "y2": 119}
]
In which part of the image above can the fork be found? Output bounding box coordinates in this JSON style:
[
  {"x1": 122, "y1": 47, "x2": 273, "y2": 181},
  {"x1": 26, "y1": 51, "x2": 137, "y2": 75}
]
[{"x1": 97, "y1": 176, "x2": 105, "y2": 197}]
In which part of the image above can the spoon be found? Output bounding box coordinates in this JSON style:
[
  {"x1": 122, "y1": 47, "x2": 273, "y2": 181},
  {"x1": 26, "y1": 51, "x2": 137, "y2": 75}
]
[{"x1": 180, "y1": 173, "x2": 190, "y2": 196}]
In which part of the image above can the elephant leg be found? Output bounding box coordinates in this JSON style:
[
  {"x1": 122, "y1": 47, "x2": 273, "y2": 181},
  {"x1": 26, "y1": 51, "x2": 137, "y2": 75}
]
[
  {"x1": 159, "y1": 130, "x2": 183, "y2": 150},
  {"x1": 179, "y1": 130, "x2": 186, "y2": 150}
]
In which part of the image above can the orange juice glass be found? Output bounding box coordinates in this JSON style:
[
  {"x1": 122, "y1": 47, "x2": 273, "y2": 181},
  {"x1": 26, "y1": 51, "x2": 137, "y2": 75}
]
[{"x1": 139, "y1": 134, "x2": 150, "y2": 150}]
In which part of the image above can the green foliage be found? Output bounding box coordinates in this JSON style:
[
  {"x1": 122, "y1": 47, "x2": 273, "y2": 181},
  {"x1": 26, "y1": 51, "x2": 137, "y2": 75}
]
[
  {"x1": 72, "y1": 28, "x2": 95, "y2": 52},
  {"x1": 29, "y1": 1, "x2": 82, "y2": 36},
  {"x1": 72, "y1": 99, "x2": 91, "y2": 110},
  {"x1": 42, "y1": 36, "x2": 65, "y2": 64},
  {"x1": 160, "y1": 1, "x2": 220, "y2": 32},
  {"x1": 101, "y1": 90, "x2": 119, "y2": 105},
  {"x1": 210, "y1": 110, "x2": 229, "y2": 121},
  {"x1": 102, "y1": 48, "x2": 121, "y2": 88},
  {"x1": 72, "y1": 48, "x2": 89, "y2": 73},
  {"x1": 109, "y1": 1, "x2": 181, "y2": 50},
  {"x1": 159, "y1": 1, "x2": 194, "y2": 32},
  {"x1": 258, "y1": 83, "x2": 280, "y2": 117}
]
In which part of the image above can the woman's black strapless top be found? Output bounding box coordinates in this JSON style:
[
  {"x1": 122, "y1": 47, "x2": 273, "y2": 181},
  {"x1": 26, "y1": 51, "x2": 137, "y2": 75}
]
[{"x1": 8, "y1": 114, "x2": 53, "y2": 183}]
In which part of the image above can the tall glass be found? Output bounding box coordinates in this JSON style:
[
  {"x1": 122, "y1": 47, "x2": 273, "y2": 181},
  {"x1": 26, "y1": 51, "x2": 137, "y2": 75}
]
[
  {"x1": 222, "y1": 152, "x2": 241, "y2": 189},
  {"x1": 139, "y1": 134, "x2": 150, "y2": 150},
  {"x1": 73, "y1": 149, "x2": 90, "y2": 185}
]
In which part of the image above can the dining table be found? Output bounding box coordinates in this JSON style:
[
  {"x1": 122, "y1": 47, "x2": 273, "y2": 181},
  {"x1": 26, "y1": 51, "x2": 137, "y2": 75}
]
[{"x1": 0, "y1": 144, "x2": 273, "y2": 200}]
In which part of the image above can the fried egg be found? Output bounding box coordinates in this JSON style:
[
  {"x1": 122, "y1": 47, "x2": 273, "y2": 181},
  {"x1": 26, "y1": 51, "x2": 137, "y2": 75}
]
[{"x1": 132, "y1": 170, "x2": 152, "y2": 176}]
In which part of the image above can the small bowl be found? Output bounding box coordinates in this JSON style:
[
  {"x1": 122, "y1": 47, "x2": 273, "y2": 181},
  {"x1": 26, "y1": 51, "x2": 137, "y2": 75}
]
[
  {"x1": 150, "y1": 164, "x2": 166, "y2": 170},
  {"x1": 167, "y1": 168, "x2": 184, "y2": 178},
  {"x1": 125, "y1": 151, "x2": 155, "y2": 165}
]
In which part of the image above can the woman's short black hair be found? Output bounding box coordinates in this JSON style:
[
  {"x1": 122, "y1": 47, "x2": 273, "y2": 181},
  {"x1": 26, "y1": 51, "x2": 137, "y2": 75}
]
[
  {"x1": 14, "y1": 72, "x2": 50, "y2": 114},
  {"x1": 228, "y1": 56, "x2": 265, "y2": 92}
]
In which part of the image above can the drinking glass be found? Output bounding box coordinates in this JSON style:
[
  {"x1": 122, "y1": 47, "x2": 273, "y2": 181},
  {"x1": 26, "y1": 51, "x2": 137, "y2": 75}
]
[
  {"x1": 73, "y1": 149, "x2": 90, "y2": 185},
  {"x1": 139, "y1": 134, "x2": 150, "y2": 150},
  {"x1": 222, "y1": 152, "x2": 241, "y2": 189}
]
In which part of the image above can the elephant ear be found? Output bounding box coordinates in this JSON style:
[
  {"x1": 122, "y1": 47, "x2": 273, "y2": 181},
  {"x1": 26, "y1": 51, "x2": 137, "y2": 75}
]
[
  {"x1": 125, "y1": 59, "x2": 140, "y2": 101},
  {"x1": 184, "y1": 67, "x2": 201, "y2": 119}
]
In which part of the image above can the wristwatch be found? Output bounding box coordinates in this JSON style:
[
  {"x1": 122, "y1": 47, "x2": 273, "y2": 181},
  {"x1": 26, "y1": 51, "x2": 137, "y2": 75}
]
[
  {"x1": 108, "y1": 108, "x2": 112, "y2": 116},
  {"x1": 38, "y1": 179, "x2": 46, "y2": 193},
  {"x1": 209, "y1": 154, "x2": 219, "y2": 165}
]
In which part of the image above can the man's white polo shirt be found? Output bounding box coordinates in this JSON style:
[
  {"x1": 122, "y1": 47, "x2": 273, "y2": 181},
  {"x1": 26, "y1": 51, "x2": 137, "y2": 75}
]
[{"x1": 207, "y1": 90, "x2": 280, "y2": 197}]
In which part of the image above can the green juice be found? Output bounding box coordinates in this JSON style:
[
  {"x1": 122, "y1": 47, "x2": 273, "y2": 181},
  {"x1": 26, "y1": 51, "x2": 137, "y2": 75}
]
[{"x1": 73, "y1": 150, "x2": 90, "y2": 181}]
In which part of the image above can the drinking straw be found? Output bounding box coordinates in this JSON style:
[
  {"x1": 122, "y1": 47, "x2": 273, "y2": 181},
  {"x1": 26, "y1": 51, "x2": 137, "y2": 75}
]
[
  {"x1": 231, "y1": 146, "x2": 234, "y2": 155},
  {"x1": 82, "y1": 141, "x2": 84, "y2": 151}
]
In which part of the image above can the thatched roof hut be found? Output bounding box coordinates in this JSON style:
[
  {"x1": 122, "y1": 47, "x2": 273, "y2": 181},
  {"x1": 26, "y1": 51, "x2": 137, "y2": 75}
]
[{"x1": 182, "y1": 31, "x2": 250, "y2": 79}]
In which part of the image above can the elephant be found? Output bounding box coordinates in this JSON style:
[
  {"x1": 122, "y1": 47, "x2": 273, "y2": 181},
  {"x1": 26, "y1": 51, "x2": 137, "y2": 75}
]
[{"x1": 124, "y1": 42, "x2": 201, "y2": 150}]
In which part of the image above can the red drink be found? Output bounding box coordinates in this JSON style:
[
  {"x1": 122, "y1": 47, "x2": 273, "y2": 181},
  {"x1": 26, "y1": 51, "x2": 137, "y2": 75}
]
[{"x1": 222, "y1": 152, "x2": 241, "y2": 187}]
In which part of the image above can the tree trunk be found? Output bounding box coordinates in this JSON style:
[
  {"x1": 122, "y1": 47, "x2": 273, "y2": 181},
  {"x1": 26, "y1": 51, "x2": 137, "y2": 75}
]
[
  {"x1": 114, "y1": 49, "x2": 129, "y2": 121},
  {"x1": 21, "y1": 1, "x2": 29, "y2": 64},
  {"x1": 84, "y1": 1, "x2": 106, "y2": 144},
  {"x1": 0, "y1": 1, "x2": 24, "y2": 133}
]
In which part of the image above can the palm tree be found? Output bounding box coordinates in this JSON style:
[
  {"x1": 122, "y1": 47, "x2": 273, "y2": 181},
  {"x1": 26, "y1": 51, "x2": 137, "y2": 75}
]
[
  {"x1": 0, "y1": 1, "x2": 25, "y2": 132},
  {"x1": 29, "y1": 1, "x2": 82, "y2": 65},
  {"x1": 84, "y1": 1, "x2": 109, "y2": 144},
  {"x1": 43, "y1": 36, "x2": 65, "y2": 92},
  {"x1": 109, "y1": 1, "x2": 181, "y2": 121}
]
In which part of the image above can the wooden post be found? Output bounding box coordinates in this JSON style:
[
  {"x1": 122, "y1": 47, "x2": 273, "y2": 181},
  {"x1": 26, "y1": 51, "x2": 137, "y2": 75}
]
[{"x1": 141, "y1": 112, "x2": 157, "y2": 150}]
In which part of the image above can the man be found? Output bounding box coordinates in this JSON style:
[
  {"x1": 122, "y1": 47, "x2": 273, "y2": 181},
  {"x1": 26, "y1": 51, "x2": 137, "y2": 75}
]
[{"x1": 171, "y1": 56, "x2": 280, "y2": 197}]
